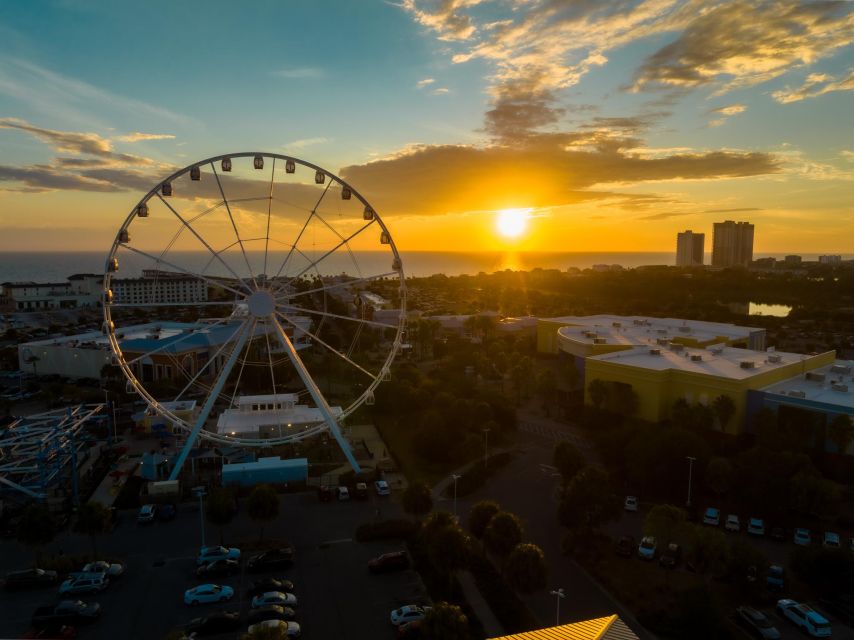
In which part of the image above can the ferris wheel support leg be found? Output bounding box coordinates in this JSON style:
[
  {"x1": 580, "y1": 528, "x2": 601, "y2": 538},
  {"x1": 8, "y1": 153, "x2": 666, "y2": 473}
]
[
  {"x1": 168, "y1": 323, "x2": 251, "y2": 481},
  {"x1": 271, "y1": 316, "x2": 362, "y2": 474}
]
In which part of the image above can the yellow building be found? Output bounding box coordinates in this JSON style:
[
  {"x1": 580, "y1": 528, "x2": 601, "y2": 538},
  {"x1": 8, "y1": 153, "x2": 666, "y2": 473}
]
[{"x1": 489, "y1": 615, "x2": 638, "y2": 640}]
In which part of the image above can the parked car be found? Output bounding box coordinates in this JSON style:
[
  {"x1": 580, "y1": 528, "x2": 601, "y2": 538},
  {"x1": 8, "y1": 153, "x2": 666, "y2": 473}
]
[
  {"x1": 196, "y1": 559, "x2": 239, "y2": 578},
  {"x1": 703, "y1": 507, "x2": 720, "y2": 526},
  {"x1": 776, "y1": 599, "x2": 831, "y2": 637},
  {"x1": 337, "y1": 486, "x2": 350, "y2": 501},
  {"x1": 247, "y1": 547, "x2": 295, "y2": 571},
  {"x1": 251, "y1": 591, "x2": 298, "y2": 609},
  {"x1": 157, "y1": 504, "x2": 177, "y2": 522},
  {"x1": 137, "y1": 504, "x2": 157, "y2": 525},
  {"x1": 354, "y1": 482, "x2": 369, "y2": 500},
  {"x1": 794, "y1": 528, "x2": 812, "y2": 546},
  {"x1": 4, "y1": 568, "x2": 59, "y2": 590},
  {"x1": 823, "y1": 531, "x2": 840, "y2": 548},
  {"x1": 32, "y1": 601, "x2": 101, "y2": 627},
  {"x1": 58, "y1": 573, "x2": 108, "y2": 595},
  {"x1": 747, "y1": 518, "x2": 765, "y2": 536},
  {"x1": 615, "y1": 536, "x2": 635, "y2": 558},
  {"x1": 624, "y1": 496, "x2": 639, "y2": 512},
  {"x1": 638, "y1": 536, "x2": 657, "y2": 560},
  {"x1": 247, "y1": 620, "x2": 301, "y2": 638},
  {"x1": 81, "y1": 561, "x2": 124, "y2": 578},
  {"x1": 819, "y1": 595, "x2": 854, "y2": 626},
  {"x1": 766, "y1": 565, "x2": 785, "y2": 592},
  {"x1": 196, "y1": 546, "x2": 241, "y2": 566},
  {"x1": 247, "y1": 605, "x2": 297, "y2": 625},
  {"x1": 390, "y1": 605, "x2": 431, "y2": 627},
  {"x1": 374, "y1": 480, "x2": 391, "y2": 496},
  {"x1": 735, "y1": 605, "x2": 781, "y2": 639},
  {"x1": 318, "y1": 485, "x2": 333, "y2": 502},
  {"x1": 369, "y1": 551, "x2": 410, "y2": 574},
  {"x1": 659, "y1": 543, "x2": 681, "y2": 569},
  {"x1": 725, "y1": 514, "x2": 741, "y2": 532},
  {"x1": 247, "y1": 578, "x2": 295, "y2": 598},
  {"x1": 184, "y1": 611, "x2": 242, "y2": 636},
  {"x1": 184, "y1": 584, "x2": 234, "y2": 605}
]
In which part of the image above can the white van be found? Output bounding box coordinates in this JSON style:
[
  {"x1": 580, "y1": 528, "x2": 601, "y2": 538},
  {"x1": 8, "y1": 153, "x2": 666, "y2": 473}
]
[{"x1": 337, "y1": 486, "x2": 350, "y2": 501}]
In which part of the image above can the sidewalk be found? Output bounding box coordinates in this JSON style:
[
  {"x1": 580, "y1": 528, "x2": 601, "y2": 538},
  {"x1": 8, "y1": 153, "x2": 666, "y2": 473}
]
[{"x1": 458, "y1": 570, "x2": 504, "y2": 638}]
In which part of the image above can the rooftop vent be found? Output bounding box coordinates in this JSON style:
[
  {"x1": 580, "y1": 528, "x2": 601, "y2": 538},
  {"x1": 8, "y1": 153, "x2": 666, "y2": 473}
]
[
  {"x1": 831, "y1": 364, "x2": 852, "y2": 375},
  {"x1": 832, "y1": 383, "x2": 849, "y2": 393},
  {"x1": 787, "y1": 390, "x2": 807, "y2": 398},
  {"x1": 656, "y1": 337, "x2": 669, "y2": 346},
  {"x1": 690, "y1": 354, "x2": 703, "y2": 362},
  {"x1": 708, "y1": 345, "x2": 724, "y2": 355},
  {"x1": 649, "y1": 348, "x2": 661, "y2": 356},
  {"x1": 669, "y1": 343, "x2": 685, "y2": 352},
  {"x1": 806, "y1": 372, "x2": 826, "y2": 382},
  {"x1": 767, "y1": 354, "x2": 782, "y2": 364},
  {"x1": 740, "y1": 360, "x2": 756, "y2": 369}
]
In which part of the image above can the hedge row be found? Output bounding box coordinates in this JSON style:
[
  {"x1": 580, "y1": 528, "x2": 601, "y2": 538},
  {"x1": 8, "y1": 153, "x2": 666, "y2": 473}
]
[{"x1": 443, "y1": 452, "x2": 515, "y2": 499}]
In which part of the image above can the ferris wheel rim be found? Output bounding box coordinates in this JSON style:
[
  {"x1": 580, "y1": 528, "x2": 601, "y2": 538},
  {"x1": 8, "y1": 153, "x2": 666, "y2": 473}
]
[{"x1": 102, "y1": 152, "x2": 406, "y2": 447}]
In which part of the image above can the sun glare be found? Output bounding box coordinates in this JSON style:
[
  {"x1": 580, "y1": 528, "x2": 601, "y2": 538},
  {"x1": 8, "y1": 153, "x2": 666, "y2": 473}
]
[{"x1": 496, "y1": 208, "x2": 530, "y2": 239}]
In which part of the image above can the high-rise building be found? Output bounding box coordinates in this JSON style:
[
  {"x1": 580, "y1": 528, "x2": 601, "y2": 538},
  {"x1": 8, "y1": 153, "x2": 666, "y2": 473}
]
[
  {"x1": 712, "y1": 220, "x2": 754, "y2": 267},
  {"x1": 819, "y1": 255, "x2": 842, "y2": 265},
  {"x1": 676, "y1": 230, "x2": 705, "y2": 266}
]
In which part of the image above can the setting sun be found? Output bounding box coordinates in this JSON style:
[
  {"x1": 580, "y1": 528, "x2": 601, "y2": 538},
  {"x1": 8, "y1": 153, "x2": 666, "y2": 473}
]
[{"x1": 496, "y1": 208, "x2": 531, "y2": 239}]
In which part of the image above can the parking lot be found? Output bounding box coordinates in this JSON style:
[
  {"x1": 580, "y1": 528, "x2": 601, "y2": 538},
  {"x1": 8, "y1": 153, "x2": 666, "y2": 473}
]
[{"x1": 0, "y1": 491, "x2": 427, "y2": 639}]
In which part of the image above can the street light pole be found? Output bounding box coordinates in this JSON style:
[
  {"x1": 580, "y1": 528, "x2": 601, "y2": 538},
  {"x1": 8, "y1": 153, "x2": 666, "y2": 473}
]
[
  {"x1": 549, "y1": 588, "x2": 565, "y2": 626},
  {"x1": 483, "y1": 427, "x2": 490, "y2": 469},
  {"x1": 193, "y1": 486, "x2": 207, "y2": 548},
  {"x1": 452, "y1": 474, "x2": 461, "y2": 520},
  {"x1": 685, "y1": 456, "x2": 696, "y2": 507}
]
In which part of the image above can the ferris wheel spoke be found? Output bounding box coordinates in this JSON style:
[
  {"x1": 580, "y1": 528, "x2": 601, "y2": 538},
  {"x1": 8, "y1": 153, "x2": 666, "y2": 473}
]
[
  {"x1": 173, "y1": 318, "x2": 251, "y2": 403},
  {"x1": 275, "y1": 310, "x2": 377, "y2": 380},
  {"x1": 276, "y1": 302, "x2": 399, "y2": 330},
  {"x1": 227, "y1": 319, "x2": 256, "y2": 409},
  {"x1": 211, "y1": 161, "x2": 258, "y2": 289},
  {"x1": 155, "y1": 194, "x2": 254, "y2": 294},
  {"x1": 263, "y1": 158, "x2": 276, "y2": 279},
  {"x1": 121, "y1": 245, "x2": 248, "y2": 300},
  {"x1": 109, "y1": 301, "x2": 237, "y2": 308},
  {"x1": 124, "y1": 316, "x2": 234, "y2": 366},
  {"x1": 262, "y1": 318, "x2": 279, "y2": 395},
  {"x1": 285, "y1": 272, "x2": 398, "y2": 301},
  {"x1": 269, "y1": 210, "x2": 315, "y2": 286}
]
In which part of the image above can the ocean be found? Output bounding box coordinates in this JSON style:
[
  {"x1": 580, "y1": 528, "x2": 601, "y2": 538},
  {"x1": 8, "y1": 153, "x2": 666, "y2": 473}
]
[{"x1": 0, "y1": 251, "x2": 844, "y2": 283}]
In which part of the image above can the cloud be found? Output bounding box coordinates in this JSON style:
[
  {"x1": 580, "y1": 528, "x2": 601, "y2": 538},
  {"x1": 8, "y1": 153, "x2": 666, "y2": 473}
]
[
  {"x1": 632, "y1": 1, "x2": 854, "y2": 94},
  {"x1": 416, "y1": 77, "x2": 436, "y2": 88},
  {"x1": 842, "y1": 150, "x2": 854, "y2": 163},
  {"x1": 772, "y1": 69, "x2": 854, "y2": 103},
  {"x1": 0, "y1": 163, "x2": 124, "y2": 192},
  {"x1": 284, "y1": 137, "x2": 330, "y2": 149},
  {"x1": 399, "y1": 0, "x2": 485, "y2": 41},
  {"x1": 431, "y1": 87, "x2": 450, "y2": 95},
  {"x1": 708, "y1": 102, "x2": 747, "y2": 127},
  {"x1": 270, "y1": 67, "x2": 325, "y2": 79},
  {"x1": 702, "y1": 207, "x2": 761, "y2": 214},
  {"x1": 638, "y1": 211, "x2": 692, "y2": 220},
  {"x1": 115, "y1": 132, "x2": 176, "y2": 142}
]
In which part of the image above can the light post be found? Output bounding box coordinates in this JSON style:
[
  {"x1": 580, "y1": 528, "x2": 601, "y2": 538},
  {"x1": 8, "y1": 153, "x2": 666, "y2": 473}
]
[
  {"x1": 451, "y1": 473, "x2": 461, "y2": 520},
  {"x1": 192, "y1": 486, "x2": 207, "y2": 548},
  {"x1": 104, "y1": 389, "x2": 118, "y2": 444},
  {"x1": 550, "y1": 588, "x2": 565, "y2": 626},
  {"x1": 482, "y1": 427, "x2": 490, "y2": 469},
  {"x1": 685, "y1": 456, "x2": 696, "y2": 507}
]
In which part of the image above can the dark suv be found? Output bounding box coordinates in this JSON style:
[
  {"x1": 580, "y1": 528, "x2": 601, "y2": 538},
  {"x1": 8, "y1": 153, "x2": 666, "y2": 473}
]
[
  {"x1": 368, "y1": 551, "x2": 409, "y2": 574},
  {"x1": 4, "y1": 568, "x2": 59, "y2": 590}
]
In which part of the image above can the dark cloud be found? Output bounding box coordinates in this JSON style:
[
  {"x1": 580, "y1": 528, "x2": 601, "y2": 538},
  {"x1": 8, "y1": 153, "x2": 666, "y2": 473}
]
[
  {"x1": 0, "y1": 164, "x2": 123, "y2": 192},
  {"x1": 638, "y1": 211, "x2": 692, "y2": 220},
  {"x1": 702, "y1": 207, "x2": 761, "y2": 213}
]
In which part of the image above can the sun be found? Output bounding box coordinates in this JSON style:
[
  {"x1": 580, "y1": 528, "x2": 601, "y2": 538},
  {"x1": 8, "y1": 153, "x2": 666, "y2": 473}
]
[{"x1": 495, "y1": 208, "x2": 531, "y2": 239}]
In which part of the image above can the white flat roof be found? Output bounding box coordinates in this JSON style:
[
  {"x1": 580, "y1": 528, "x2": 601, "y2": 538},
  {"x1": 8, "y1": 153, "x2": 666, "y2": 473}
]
[
  {"x1": 216, "y1": 403, "x2": 342, "y2": 433},
  {"x1": 237, "y1": 394, "x2": 299, "y2": 405},
  {"x1": 589, "y1": 344, "x2": 818, "y2": 380},
  {"x1": 547, "y1": 314, "x2": 762, "y2": 346},
  {"x1": 761, "y1": 361, "x2": 854, "y2": 410}
]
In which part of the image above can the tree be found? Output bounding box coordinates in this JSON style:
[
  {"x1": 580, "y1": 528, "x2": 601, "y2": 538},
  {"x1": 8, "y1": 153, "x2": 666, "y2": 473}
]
[
  {"x1": 402, "y1": 481, "x2": 433, "y2": 520},
  {"x1": 587, "y1": 379, "x2": 608, "y2": 410},
  {"x1": 247, "y1": 484, "x2": 279, "y2": 541},
  {"x1": 535, "y1": 369, "x2": 558, "y2": 416},
  {"x1": 558, "y1": 467, "x2": 620, "y2": 531},
  {"x1": 671, "y1": 398, "x2": 692, "y2": 428},
  {"x1": 755, "y1": 408, "x2": 781, "y2": 450},
  {"x1": 705, "y1": 457, "x2": 734, "y2": 498},
  {"x1": 73, "y1": 501, "x2": 112, "y2": 556},
  {"x1": 712, "y1": 395, "x2": 736, "y2": 432},
  {"x1": 420, "y1": 601, "x2": 470, "y2": 640},
  {"x1": 505, "y1": 543, "x2": 548, "y2": 594},
  {"x1": 610, "y1": 383, "x2": 639, "y2": 417},
  {"x1": 643, "y1": 504, "x2": 687, "y2": 543},
  {"x1": 553, "y1": 441, "x2": 584, "y2": 485},
  {"x1": 240, "y1": 624, "x2": 287, "y2": 640},
  {"x1": 685, "y1": 524, "x2": 727, "y2": 577},
  {"x1": 828, "y1": 414, "x2": 854, "y2": 455},
  {"x1": 483, "y1": 511, "x2": 523, "y2": 563},
  {"x1": 17, "y1": 504, "x2": 55, "y2": 564},
  {"x1": 206, "y1": 487, "x2": 237, "y2": 545},
  {"x1": 789, "y1": 471, "x2": 839, "y2": 518},
  {"x1": 467, "y1": 500, "x2": 500, "y2": 540},
  {"x1": 428, "y1": 525, "x2": 471, "y2": 594}
]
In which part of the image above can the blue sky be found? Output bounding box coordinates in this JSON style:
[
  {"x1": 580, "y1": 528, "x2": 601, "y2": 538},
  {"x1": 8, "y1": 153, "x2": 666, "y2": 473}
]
[{"x1": 0, "y1": 0, "x2": 853, "y2": 253}]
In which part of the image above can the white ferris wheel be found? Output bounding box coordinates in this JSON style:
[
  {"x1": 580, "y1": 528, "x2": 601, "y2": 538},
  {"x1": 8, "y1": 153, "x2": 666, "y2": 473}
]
[{"x1": 102, "y1": 152, "x2": 406, "y2": 476}]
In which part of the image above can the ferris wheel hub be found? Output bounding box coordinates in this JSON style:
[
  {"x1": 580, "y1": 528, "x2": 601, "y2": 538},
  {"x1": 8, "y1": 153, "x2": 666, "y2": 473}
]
[{"x1": 247, "y1": 289, "x2": 276, "y2": 317}]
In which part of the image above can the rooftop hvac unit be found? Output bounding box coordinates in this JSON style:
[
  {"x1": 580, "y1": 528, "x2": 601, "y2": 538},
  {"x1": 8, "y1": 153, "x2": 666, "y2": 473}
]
[
  {"x1": 657, "y1": 337, "x2": 669, "y2": 346},
  {"x1": 805, "y1": 372, "x2": 826, "y2": 382},
  {"x1": 740, "y1": 361, "x2": 756, "y2": 369},
  {"x1": 593, "y1": 338, "x2": 607, "y2": 344},
  {"x1": 767, "y1": 354, "x2": 782, "y2": 363},
  {"x1": 832, "y1": 383, "x2": 849, "y2": 393},
  {"x1": 612, "y1": 322, "x2": 622, "y2": 328},
  {"x1": 649, "y1": 348, "x2": 661, "y2": 356},
  {"x1": 669, "y1": 343, "x2": 684, "y2": 352},
  {"x1": 831, "y1": 364, "x2": 852, "y2": 375},
  {"x1": 678, "y1": 325, "x2": 692, "y2": 333},
  {"x1": 787, "y1": 390, "x2": 807, "y2": 398},
  {"x1": 690, "y1": 354, "x2": 703, "y2": 362},
  {"x1": 708, "y1": 345, "x2": 725, "y2": 355}
]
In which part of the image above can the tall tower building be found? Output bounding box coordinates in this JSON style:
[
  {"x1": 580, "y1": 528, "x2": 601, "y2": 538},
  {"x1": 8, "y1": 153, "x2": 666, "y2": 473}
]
[
  {"x1": 676, "y1": 231, "x2": 705, "y2": 266},
  {"x1": 712, "y1": 221, "x2": 754, "y2": 267}
]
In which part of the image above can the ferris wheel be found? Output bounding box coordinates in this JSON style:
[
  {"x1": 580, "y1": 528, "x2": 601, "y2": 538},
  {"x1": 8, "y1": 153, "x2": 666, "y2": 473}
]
[{"x1": 102, "y1": 152, "x2": 406, "y2": 475}]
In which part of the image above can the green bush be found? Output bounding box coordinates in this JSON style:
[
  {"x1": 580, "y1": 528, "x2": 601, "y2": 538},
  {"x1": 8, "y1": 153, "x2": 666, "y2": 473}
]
[
  {"x1": 468, "y1": 550, "x2": 538, "y2": 633},
  {"x1": 355, "y1": 519, "x2": 418, "y2": 542}
]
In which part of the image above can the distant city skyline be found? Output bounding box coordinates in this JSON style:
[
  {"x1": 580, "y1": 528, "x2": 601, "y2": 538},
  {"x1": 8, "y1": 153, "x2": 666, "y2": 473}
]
[{"x1": 0, "y1": 1, "x2": 853, "y2": 254}]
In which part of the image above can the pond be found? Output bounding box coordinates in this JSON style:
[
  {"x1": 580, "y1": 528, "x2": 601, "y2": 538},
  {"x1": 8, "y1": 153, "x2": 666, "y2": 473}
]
[{"x1": 749, "y1": 302, "x2": 793, "y2": 317}]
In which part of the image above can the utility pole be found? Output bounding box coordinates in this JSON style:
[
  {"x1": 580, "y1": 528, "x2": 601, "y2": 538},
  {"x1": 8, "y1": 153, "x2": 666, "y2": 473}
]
[{"x1": 193, "y1": 486, "x2": 207, "y2": 548}]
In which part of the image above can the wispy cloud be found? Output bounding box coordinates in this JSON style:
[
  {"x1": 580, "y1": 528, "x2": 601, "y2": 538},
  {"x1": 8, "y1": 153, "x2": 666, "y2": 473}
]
[
  {"x1": 284, "y1": 137, "x2": 330, "y2": 149},
  {"x1": 772, "y1": 69, "x2": 854, "y2": 104},
  {"x1": 114, "y1": 132, "x2": 176, "y2": 143},
  {"x1": 703, "y1": 207, "x2": 761, "y2": 214},
  {"x1": 416, "y1": 77, "x2": 436, "y2": 88},
  {"x1": 270, "y1": 67, "x2": 325, "y2": 79},
  {"x1": 431, "y1": 87, "x2": 450, "y2": 95},
  {"x1": 399, "y1": 0, "x2": 484, "y2": 41},
  {"x1": 708, "y1": 103, "x2": 747, "y2": 127}
]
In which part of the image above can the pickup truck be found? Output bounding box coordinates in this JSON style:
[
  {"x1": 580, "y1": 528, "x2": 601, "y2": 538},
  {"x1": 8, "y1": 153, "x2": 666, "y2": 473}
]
[{"x1": 32, "y1": 600, "x2": 101, "y2": 627}]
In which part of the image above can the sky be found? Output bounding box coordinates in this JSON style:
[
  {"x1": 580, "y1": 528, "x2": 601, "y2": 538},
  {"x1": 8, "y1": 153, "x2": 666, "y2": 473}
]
[{"x1": 0, "y1": 0, "x2": 853, "y2": 255}]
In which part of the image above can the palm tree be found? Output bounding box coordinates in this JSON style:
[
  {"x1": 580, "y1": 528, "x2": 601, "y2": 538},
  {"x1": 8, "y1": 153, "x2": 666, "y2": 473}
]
[
  {"x1": 467, "y1": 500, "x2": 501, "y2": 540},
  {"x1": 247, "y1": 484, "x2": 279, "y2": 541},
  {"x1": 483, "y1": 511, "x2": 523, "y2": 566},
  {"x1": 505, "y1": 543, "x2": 548, "y2": 594},
  {"x1": 587, "y1": 379, "x2": 608, "y2": 410},
  {"x1": 712, "y1": 395, "x2": 736, "y2": 432},
  {"x1": 206, "y1": 487, "x2": 237, "y2": 545}
]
